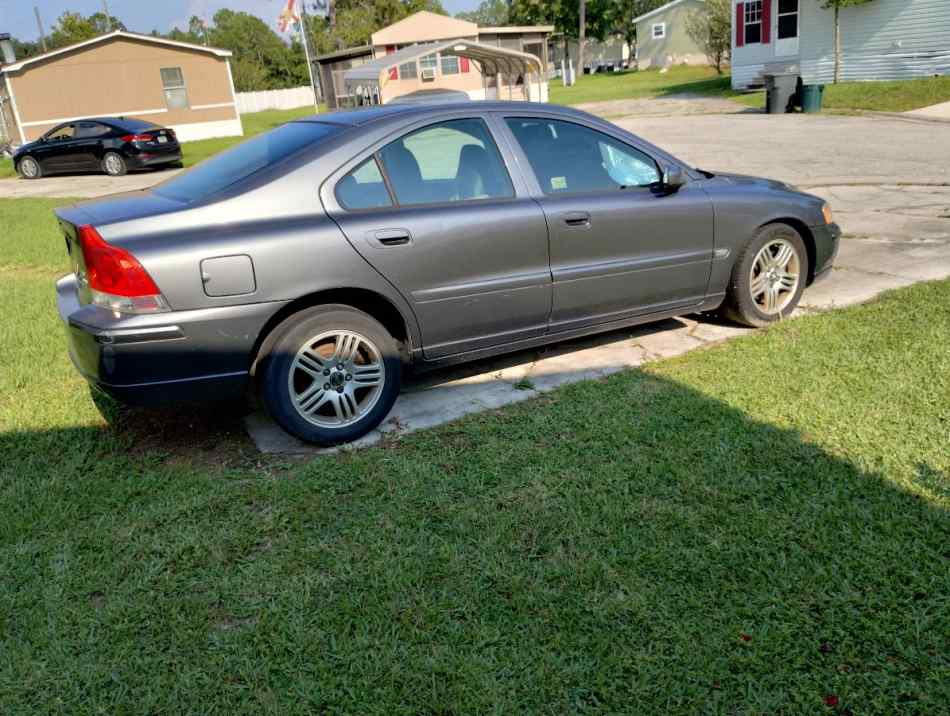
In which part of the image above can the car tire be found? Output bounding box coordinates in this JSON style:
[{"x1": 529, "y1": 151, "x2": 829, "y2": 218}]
[
  {"x1": 260, "y1": 305, "x2": 402, "y2": 446},
  {"x1": 17, "y1": 156, "x2": 42, "y2": 180},
  {"x1": 723, "y1": 223, "x2": 810, "y2": 328},
  {"x1": 102, "y1": 152, "x2": 128, "y2": 176}
]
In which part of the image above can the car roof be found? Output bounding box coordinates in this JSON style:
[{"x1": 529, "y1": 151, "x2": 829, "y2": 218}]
[
  {"x1": 293, "y1": 101, "x2": 595, "y2": 128},
  {"x1": 80, "y1": 116, "x2": 163, "y2": 131}
]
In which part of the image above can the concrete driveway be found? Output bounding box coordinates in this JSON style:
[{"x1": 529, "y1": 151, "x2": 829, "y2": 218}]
[
  {"x1": 0, "y1": 166, "x2": 181, "y2": 199},
  {"x1": 247, "y1": 111, "x2": 950, "y2": 453}
]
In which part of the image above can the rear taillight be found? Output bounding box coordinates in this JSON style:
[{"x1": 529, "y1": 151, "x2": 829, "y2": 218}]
[
  {"x1": 121, "y1": 133, "x2": 154, "y2": 143},
  {"x1": 77, "y1": 225, "x2": 169, "y2": 314}
]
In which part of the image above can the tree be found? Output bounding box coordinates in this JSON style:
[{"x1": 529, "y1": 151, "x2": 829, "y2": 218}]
[
  {"x1": 511, "y1": 0, "x2": 613, "y2": 73},
  {"x1": 209, "y1": 9, "x2": 305, "y2": 91},
  {"x1": 685, "y1": 0, "x2": 731, "y2": 73},
  {"x1": 610, "y1": 1, "x2": 665, "y2": 58},
  {"x1": 821, "y1": 0, "x2": 875, "y2": 83},
  {"x1": 457, "y1": 0, "x2": 510, "y2": 25},
  {"x1": 47, "y1": 11, "x2": 126, "y2": 49}
]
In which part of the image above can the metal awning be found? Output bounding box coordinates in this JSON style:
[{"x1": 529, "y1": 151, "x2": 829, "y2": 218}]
[{"x1": 342, "y1": 39, "x2": 544, "y2": 104}]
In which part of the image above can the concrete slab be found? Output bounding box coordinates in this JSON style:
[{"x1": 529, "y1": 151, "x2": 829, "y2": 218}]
[
  {"x1": 907, "y1": 100, "x2": 950, "y2": 120},
  {"x1": 0, "y1": 167, "x2": 180, "y2": 199},
  {"x1": 247, "y1": 225, "x2": 950, "y2": 455},
  {"x1": 799, "y1": 267, "x2": 917, "y2": 310}
]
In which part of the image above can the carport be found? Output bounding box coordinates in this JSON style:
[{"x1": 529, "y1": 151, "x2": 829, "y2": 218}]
[{"x1": 341, "y1": 39, "x2": 545, "y2": 106}]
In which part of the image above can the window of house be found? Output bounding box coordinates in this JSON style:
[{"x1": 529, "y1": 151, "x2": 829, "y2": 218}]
[
  {"x1": 419, "y1": 53, "x2": 438, "y2": 75},
  {"x1": 652, "y1": 23, "x2": 666, "y2": 39},
  {"x1": 337, "y1": 156, "x2": 393, "y2": 210},
  {"x1": 440, "y1": 54, "x2": 459, "y2": 75},
  {"x1": 160, "y1": 67, "x2": 189, "y2": 109},
  {"x1": 778, "y1": 0, "x2": 799, "y2": 40},
  {"x1": 377, "y1": 118, "x2": 514, "y2": 205},
  {"x1": 744, "y1": 0, "x2": 763, "y2": 44},
  {"x1": 505, "y1": 118, "x2": 660, "y2": 195},
  {"x1": 399, "y1": 61, "x2": 418, "y2": 79}
]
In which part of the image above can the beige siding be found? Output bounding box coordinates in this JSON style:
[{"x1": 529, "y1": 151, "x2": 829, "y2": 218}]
[
  {"x1": 7, "y1": 36, "x2": 237, "y2": 141},
  {"x1": 371, "y1": 11, "x2": 477, "y2": 46}
]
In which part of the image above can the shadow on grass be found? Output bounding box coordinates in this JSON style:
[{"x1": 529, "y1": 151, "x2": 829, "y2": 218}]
[{"x1": 0, "y1": 358, "x2": 947, "y2": 713}]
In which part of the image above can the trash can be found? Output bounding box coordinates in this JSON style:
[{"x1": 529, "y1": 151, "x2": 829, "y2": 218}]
[
  {"x1": 764, "y1": 72, "x2": 799, "y2": 114},
  {"x1": 801, "y1": 84, "x2": 825, "y2": 113}
]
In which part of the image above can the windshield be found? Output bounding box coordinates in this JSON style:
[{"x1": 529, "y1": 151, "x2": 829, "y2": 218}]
[{"x1": 154, "y1": 121, "x2": 341, "y2": 202}]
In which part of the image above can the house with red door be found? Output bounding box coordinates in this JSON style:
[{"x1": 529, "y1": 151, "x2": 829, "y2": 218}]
[{"x1": 731, "y1": 0, "x2": 950, "y2": 90}]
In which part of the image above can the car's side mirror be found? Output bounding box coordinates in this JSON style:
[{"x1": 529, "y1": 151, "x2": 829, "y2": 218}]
[{"x1": 662, "y1": 166, "x2": 686, "y2": 192}]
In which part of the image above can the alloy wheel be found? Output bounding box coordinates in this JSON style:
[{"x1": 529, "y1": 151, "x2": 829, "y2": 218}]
[
  {"x1": 20, "y1": 157, "x2": 38, "y2": 178},
  {"x1": 749, "y1": 237, "x2": 801, "y2": 315},
  {"x1": 104, "y1": 154, "x2": 124, "y2": 175},
  {"x1": 288, "y1": 330, "x2": 385, "y2": 428}
]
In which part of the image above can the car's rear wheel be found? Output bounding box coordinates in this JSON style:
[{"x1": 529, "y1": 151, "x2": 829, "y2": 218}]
[
  {"x1": 102, "y1": 152, "x2": 128, "y2": 176},
  {"x1": 261, "y1": 305, "x2": 401, "y2": 445},
  {"x1": 17, "y1": 156, "x2": 41, "y2": 180},
  {"x1": 723, "y1": 223, "x2": 809, "y2": 327}
]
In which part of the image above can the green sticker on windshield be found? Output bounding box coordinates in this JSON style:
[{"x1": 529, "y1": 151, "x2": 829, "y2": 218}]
[{"x1": 550, "y1": 176, "x2": 567, "y2": 191}]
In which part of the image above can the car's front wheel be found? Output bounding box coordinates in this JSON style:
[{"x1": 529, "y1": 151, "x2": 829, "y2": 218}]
[
  {"x1": 723, "y1": 223, "x2": 809, "y2": 327},
  {"x1": 17, "y1": 156, "x2": 41, "y2": 180},
  {"x1": 102, "y1": 151, "x2": 128, "y2": 176},
  {"x1": 261, "y1": 305, "x2": 402, "y2": 445}
]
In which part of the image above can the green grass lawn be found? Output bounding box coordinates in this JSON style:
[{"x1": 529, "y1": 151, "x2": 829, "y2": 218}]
[
  {"x1": 548, "y1": 67, "x2": 950, "y2": 114},
  {"x1": 0, "y1": 105, "x2": 322, "y2": 180},
  {"x1": 548, "y1": 65, "x2": 737, "y2": 106},
  {"x1": 1, "y1": 196, "x2": 948, "y2": 712}
]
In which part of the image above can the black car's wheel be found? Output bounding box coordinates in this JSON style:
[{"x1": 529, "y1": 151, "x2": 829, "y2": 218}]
[
  {"x1": 261, "y1": 305, "x2": 402, "y2": 446},
  {"x1": 723, "y1": 223, "x2": 809, "y2": 328},
  {"x1": 17, "y1": 156, "x2": 41, "y2": 180},
  {"x1": 102, "y1": 152, "x2": 128, "y2": 176}
]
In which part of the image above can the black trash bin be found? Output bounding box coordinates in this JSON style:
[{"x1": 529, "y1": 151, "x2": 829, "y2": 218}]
[{"x1": 764, "y1": 72, "x2": 799, "y2": 114}]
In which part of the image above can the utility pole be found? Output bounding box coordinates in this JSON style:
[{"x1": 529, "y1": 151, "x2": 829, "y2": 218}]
[
  {"x1": 34, "y1": 6, "x2": 48, "y2": 52},
  {"x1": 298, "y1": 2, "x2": 320, "y2": 113},
  {"x1": 578, "y1": 0, "x2": 586, "y2": 83},
  {"x1": 102, "y1": 0, "x2": 113, "y2": 31}
]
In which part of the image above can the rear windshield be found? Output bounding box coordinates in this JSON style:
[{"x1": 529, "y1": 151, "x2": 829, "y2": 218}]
[
  {"x1": 154, "y1": 122, "x2": 341, "y2": 202},
  {"x1": 112, "y1": 118, "x2": 162, "y2": 132}
]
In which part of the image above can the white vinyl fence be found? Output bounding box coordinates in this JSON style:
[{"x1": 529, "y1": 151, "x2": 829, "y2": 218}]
[{"x1": 235, "y1": 86, "x2": 317, "y2": 114}]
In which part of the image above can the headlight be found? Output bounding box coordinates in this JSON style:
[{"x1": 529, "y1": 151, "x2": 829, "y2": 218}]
[{"x1": 822, "y1": 203, "x2": 834, "y2": 225}]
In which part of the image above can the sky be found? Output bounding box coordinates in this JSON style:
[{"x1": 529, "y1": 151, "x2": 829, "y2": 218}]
[{"x1": 0, "y1": 0, "x2": 482, "y2": 42}]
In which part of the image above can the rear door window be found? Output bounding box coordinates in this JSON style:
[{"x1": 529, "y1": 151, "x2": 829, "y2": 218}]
[
  {"x1": 505, "y1": 118, "x2": 660, "y2": 195},
  {"x1": 75, "y1": 122, "x2": 111, "y2": 139},
  {"x1": 337, "y1": 157, "x2": 393, "y2": 210},
  {"x1": 154, "y1": 121, "x2": 341, "y2": 202},
  {"x1": 376, "y1": 118, "x2": 514, "y2": 206}
]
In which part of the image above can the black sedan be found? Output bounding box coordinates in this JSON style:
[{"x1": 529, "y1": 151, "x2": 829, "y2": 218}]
[{"x1": 14, "y1": 117, "x2": 182, "y2": 179}]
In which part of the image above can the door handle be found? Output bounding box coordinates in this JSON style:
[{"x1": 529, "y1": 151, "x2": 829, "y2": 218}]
[
  {"x1": 563, "y1": 211, "x2": 591, "y2": 228},
  {"x1": 374, "y1": 228, "x2": 411, "y2": 246}
]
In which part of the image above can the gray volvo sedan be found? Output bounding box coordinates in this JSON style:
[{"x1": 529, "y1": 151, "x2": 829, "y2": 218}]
[{"x1": 54, "y1": 102, "x2": 840, "y2": 445}]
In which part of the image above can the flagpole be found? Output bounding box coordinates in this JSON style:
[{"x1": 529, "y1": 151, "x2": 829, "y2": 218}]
[{"x1": 298, "y1": 2, "x2": 320, "y2": 113}]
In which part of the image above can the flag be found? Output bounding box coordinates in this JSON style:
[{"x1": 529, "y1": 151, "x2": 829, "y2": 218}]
[{"x1": 277, "y1": 0, "x2": 300, "y2": 33}]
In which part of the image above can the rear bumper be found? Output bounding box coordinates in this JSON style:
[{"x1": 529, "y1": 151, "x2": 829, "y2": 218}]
[
  {"x1": 127, "y1": 147, "x2": 182, "y2": 168},
  {"x1": 57, "y1": 274, "x2": 285, "y2": 406},
  {"x1": 810, "y1": 222, "x2": 840, "y2": 283}
]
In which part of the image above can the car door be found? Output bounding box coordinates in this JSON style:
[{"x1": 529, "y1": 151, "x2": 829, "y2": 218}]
[
  {"x1": 323, "y1": 115, "x2": 552, "y2": 359},
  {"x1": 73, "y1": 121, "x2": 111, "y2": 169},
  {"x1": 34, "y1": 124, "x2": 77, "y2": 172},
  {"x1": 502, "y1": 115, "x2": 714, "y2": 333}
]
